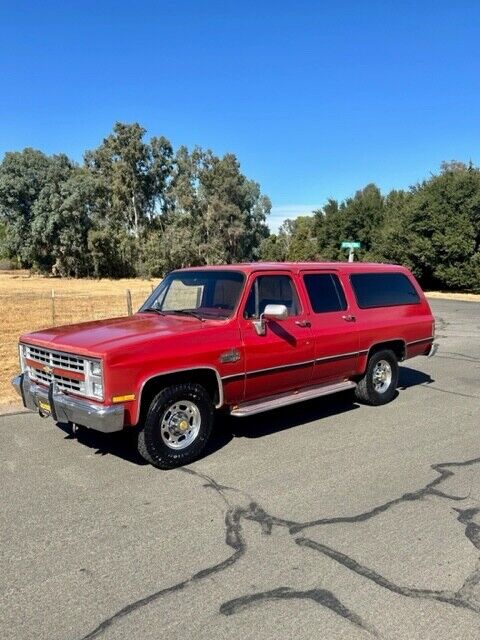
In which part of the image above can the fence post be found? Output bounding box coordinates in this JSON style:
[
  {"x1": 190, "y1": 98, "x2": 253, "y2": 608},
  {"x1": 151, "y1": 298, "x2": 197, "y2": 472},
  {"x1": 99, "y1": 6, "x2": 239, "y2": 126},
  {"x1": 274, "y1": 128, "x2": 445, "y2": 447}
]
[
  {"x1": 51, "y1": 289, "x2": 55, "y2": 326},
  {"x1": 126, "y1": 289, "x2": 133, "y2": 316}
]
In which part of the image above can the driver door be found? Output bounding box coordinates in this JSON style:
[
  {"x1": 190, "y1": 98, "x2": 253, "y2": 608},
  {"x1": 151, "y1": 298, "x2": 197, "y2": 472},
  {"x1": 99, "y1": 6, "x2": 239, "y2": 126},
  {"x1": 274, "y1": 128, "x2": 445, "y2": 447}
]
[{"x1": 239, "y1": 272, "x2": 314, "y2": 401}]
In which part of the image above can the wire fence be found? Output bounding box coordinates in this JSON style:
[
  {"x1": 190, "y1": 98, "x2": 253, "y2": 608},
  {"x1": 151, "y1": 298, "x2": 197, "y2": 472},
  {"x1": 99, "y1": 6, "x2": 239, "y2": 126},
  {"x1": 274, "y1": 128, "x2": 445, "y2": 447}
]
[
  {"x1": 0, "y1": 287, "x2": 153, "y2": 405},
  {"x1": 0, "y1": 288, "x2": 153, "y2": 327}
]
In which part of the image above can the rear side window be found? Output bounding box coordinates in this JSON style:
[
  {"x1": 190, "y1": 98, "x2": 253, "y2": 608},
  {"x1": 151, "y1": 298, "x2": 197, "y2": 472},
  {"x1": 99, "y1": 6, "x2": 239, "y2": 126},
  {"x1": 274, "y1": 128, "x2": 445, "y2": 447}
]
[
  {"x1": 303, "y1": 274, "x2": 347, "y2": 313},
  {"x1": 351, "y1": 273, "x2": 420, "y2": 308}
]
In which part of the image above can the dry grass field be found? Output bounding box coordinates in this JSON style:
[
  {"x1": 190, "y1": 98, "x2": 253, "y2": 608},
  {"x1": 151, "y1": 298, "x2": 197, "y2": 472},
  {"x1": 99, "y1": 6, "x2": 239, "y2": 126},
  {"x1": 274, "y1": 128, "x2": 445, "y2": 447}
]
[{"x1": 0, "y1": 270, "x2": 155, "y2": 408}]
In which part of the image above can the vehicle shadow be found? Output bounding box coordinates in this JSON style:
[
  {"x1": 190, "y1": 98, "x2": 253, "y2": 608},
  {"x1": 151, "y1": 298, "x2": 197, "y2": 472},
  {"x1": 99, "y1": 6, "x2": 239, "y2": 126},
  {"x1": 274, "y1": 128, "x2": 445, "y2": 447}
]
[
  {"x1": 223, "y1": 390, "x2": 359, "y2": 440},
  {"x1": 56, "y1": 421, "x2": 149, "y2": 465},
  {"x1": 55, "y1": 365, "x2": 434, "y2": 466},
  {"x1": 397, "y1": 365, "x2": 434, "y2": 389}
]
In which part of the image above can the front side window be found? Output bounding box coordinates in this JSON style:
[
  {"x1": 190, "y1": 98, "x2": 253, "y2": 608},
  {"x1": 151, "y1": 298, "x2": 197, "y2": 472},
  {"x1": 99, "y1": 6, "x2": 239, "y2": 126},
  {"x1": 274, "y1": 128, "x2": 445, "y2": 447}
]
[
  {"x1": 303, "y1": 273, "x2": 347, "y2": 313},
  {"x1": 244, "y1": 275, "x2": 300, "y2": 319},
  {"x1": 141, "y1": 270, "x2": 245, "y2": 319},
  {"x1": 351, "y1": 273, "x2": 420, "y2": 308}
]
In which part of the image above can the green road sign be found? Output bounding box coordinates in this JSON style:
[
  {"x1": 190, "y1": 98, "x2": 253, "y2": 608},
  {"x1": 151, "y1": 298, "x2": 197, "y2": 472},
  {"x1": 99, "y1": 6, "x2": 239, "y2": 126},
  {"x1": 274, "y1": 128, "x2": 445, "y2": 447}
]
[{"x1": 341, "y1": 241, "x2": 361, "y2": 249}]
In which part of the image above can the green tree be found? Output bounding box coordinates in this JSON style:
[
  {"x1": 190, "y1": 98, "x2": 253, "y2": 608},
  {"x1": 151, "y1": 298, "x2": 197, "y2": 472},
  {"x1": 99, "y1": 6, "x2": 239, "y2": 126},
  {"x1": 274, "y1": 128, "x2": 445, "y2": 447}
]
[
  {"x1": 0, "y1": 148, "x2": 52, "y2": 266},
  {"x1": 399, "y1": 164, "x2": 480, "y2": 289},
  {"x1": 154, "y1": 147, "x2": 270, "y2": 273},
  {"x1": 284, "y1": 216, "x2": 317, "y2": 260},
  {"x1": 30, "y1": 160, "x2": 98, "y2": 276},
  {"x1": 85, "y1": 122, "x2": 155, "y2": 236}
]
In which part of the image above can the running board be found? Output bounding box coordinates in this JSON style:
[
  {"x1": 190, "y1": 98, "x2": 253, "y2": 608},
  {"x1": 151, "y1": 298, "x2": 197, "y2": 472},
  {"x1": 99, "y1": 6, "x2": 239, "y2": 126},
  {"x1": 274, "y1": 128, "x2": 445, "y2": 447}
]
[{"x1": 230, "y1": 380, "x2": 356, "y2": 417}]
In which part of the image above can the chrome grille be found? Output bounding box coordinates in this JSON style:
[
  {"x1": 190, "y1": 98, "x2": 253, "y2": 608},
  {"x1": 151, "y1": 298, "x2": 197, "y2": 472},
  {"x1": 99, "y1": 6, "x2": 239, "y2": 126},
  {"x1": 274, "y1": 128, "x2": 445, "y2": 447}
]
[
  {"x1": 24, "y1": 345, "x2": 85, "y2": 373},
  {"x1": 22, "y1": 345, "x2": 89, "y2": 396},
  {"x1": 31, "y1": 367, "x2": 86, "y2": 394}
]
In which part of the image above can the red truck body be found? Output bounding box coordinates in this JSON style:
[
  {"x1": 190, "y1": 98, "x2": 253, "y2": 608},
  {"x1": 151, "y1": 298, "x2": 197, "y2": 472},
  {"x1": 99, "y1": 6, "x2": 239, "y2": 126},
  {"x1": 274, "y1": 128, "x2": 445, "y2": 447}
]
[{"x1": 13, "y1": 262, "x2": 435, "y2": 466}]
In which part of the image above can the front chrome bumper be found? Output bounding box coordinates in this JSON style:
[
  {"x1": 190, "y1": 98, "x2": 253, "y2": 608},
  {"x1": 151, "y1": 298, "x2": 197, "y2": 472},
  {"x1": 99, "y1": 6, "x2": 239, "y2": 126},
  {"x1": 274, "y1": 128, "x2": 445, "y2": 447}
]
[{"x1": 12, "y1": 373, "x2": 124, "y2": 433}]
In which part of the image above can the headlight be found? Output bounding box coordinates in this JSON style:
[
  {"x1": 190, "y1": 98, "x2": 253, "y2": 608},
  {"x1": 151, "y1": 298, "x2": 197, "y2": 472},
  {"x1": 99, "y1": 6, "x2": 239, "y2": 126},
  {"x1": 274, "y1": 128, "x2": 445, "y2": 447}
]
[
  {"x1": 86, "y1": 358, "x2": 103, "y2": 400},
  {"x1": 90, "y1": 361, "x2": 102, "y2": 376},
  {"x1": 92, "y1": 382, "x2": 103, "y2": 398}
]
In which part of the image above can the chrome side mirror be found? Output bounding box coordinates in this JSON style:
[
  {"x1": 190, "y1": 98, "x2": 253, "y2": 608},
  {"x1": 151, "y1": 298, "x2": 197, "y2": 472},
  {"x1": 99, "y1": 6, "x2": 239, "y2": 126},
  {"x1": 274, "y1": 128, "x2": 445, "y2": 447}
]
[{"x1": 253, "y1": 304, "x2": 288, "y2": 336}]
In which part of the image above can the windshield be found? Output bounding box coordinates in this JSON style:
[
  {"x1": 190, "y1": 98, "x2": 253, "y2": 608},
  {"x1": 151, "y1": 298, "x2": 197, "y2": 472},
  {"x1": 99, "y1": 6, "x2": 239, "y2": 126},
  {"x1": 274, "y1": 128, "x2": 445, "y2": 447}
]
[{"x1": 140, "y1": 270, "x2": 245, "y2": 319}]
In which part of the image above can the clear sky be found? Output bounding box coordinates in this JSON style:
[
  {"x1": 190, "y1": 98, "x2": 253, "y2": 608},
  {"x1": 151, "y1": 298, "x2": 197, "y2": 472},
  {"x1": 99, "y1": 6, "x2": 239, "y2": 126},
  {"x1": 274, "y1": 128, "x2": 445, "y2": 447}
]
[{"x1": 1, "y1": 1, "x2": 479, "y2": 231}]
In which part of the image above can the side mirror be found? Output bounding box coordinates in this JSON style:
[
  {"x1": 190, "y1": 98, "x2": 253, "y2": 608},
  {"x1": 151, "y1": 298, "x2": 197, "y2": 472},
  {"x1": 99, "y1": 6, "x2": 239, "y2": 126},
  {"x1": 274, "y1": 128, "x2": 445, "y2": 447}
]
[
  {"x1": 263, "y1": 304, "x2": 288, "y2": 321},
  {"x1": 253, "y1": 304, "x2": 288, "y2": 336}
]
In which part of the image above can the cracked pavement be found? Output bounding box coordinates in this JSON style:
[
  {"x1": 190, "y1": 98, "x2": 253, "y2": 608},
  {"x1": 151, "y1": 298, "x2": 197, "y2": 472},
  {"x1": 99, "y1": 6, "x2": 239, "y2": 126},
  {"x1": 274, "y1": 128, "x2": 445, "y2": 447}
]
[{"x1": 1, "y1": 298, "x2": 480, "y2": 640}]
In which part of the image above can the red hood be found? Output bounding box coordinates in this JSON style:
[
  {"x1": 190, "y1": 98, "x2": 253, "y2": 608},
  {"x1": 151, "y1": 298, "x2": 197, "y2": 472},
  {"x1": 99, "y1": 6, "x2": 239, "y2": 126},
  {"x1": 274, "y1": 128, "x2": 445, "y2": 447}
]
[{"x1": 20, "y1": 312, "x2": 223, "y2": 357}]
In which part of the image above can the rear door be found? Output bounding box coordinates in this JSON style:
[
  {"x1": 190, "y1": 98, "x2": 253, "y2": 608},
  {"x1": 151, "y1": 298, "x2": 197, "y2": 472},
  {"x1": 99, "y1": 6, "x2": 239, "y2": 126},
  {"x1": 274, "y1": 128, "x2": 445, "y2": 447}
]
[
  {"x1": 239, "y1": 272, "x2": 314, "y2": 401},
  {"x1": 300, "y1": 270, "x2": 359, "y2": 383}
]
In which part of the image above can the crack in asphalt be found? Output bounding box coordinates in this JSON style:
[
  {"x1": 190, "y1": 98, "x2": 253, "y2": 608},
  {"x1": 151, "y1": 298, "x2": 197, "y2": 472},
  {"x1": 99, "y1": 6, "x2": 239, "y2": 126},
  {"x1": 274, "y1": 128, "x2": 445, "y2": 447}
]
[
  {"x1": 80, "y1": 456, "x2": 480, "y2": 640},
  {"x1": 436, "y1": 351, "x2": 480, "y2": 364},
  {"x1": 418, "y1": 385, "x2": 480, "y2": 399},
  {"x1": 220, "y1": 586, "x2": 381, "y2": 638}
]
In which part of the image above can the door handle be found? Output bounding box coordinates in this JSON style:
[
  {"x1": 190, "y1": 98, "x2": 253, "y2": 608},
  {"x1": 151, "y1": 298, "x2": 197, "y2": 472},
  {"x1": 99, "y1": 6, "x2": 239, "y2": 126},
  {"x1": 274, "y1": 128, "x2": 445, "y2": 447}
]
[
  {"x1": 295, "y1": 320, "x2": 311, "y2": 328},
  {"x1": 342, "y1": 314, "x2": 356, "y2": 322}
]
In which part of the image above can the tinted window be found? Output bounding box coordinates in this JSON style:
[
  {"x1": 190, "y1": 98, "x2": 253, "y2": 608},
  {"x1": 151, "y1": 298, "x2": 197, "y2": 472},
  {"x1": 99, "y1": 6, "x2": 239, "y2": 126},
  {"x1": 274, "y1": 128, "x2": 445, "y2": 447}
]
[
  {"x1": 244, "y1": 275, "x2": 300, "y2": 318},
  {"x1": 351, "y1": 273, "x2": 420, "y2": 308},
  {"x1": 304, "y1": 274, "x2": 347, "y2": 313}
]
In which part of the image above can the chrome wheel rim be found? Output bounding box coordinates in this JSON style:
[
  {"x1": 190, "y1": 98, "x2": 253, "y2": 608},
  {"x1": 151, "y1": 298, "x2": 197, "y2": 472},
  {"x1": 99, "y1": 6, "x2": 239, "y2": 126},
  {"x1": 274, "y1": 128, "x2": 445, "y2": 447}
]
[
  {"x1": 373, "y1": 360, "x2": 392, "y2": 393},
  {"x1": 160, "y1": 400, "x2": 201, "y2": 450}
]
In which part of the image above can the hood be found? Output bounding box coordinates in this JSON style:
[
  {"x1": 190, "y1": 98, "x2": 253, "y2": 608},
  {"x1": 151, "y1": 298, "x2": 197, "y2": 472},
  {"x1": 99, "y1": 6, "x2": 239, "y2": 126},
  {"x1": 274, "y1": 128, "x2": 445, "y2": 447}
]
[{"x1": 20, "y1": 312, "x2": 222, "y2": 357}]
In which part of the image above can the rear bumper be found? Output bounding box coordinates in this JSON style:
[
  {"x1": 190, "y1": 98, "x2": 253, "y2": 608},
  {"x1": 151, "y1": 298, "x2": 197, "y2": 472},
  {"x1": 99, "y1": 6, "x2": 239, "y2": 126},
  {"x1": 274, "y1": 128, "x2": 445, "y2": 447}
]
[
  {"x1": 11, "y1": 373, "x2": 124, "y2": 433},
  {"x1": 427, "y1": 342, "x2": 438, "y2": 358}
]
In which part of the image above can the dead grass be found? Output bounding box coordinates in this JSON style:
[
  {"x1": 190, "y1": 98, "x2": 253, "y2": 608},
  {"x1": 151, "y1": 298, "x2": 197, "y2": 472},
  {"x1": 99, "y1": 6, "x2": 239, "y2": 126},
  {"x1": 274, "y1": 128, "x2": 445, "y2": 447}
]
[{"x1": 0, "y1": 270, "x2": 156, "y2": 407}]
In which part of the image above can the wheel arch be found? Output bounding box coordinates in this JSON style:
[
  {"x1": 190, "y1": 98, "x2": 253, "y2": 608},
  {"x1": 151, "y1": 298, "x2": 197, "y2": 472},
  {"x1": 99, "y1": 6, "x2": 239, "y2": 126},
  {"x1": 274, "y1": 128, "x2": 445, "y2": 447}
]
[
  {"x1": 358, "y1": 339, "x2": 406, "y2": 375},
  {"x1": 135, "y1": 367, "x2": 223, "y2": 426}
]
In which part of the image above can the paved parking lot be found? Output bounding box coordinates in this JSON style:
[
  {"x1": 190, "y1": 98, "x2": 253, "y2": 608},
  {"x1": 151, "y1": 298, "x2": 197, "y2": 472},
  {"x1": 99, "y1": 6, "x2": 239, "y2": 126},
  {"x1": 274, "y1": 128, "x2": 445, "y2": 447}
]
[{"x1": 1, "y1": 298, "x2": 480, "y2": 640}]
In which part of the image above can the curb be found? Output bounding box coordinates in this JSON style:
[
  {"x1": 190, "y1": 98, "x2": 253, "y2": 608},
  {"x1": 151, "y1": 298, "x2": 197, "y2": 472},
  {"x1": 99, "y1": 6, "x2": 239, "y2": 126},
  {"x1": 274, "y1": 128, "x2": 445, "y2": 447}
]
[{"x1": 426, "y1": 293, "x2": 480, "y2": 303}]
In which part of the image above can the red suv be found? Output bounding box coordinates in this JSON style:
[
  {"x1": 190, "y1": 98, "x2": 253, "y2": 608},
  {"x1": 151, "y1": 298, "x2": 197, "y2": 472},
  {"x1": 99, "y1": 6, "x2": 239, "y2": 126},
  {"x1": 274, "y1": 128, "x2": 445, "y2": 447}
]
[{"x1": 13, "y1": 262, "x2": 436, "y2": 468}]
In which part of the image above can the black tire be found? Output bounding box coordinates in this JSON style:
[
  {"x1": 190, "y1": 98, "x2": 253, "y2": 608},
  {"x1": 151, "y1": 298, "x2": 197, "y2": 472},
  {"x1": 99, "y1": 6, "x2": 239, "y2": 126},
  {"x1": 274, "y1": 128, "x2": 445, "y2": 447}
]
[
  {"x1": 354, "y1": 349, "x2": 399, "y2": 406},
  {"x1": 137, "y1": 383, "x2": 214, "y2": 469}
]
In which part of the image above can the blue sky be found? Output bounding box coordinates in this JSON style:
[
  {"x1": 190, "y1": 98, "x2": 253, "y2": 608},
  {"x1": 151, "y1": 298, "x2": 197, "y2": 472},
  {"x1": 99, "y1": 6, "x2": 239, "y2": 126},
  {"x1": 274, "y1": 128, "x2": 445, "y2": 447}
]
[{"x1": 1, "y1": 1, "x2": 479, "y2": 231}]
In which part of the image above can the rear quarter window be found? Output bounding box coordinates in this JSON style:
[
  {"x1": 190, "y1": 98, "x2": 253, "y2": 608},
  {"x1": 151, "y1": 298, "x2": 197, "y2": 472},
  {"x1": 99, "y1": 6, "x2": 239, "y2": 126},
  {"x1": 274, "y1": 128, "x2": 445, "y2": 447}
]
[{"x1": 350, "y1": 272, "x2": 420, "y2": 308}]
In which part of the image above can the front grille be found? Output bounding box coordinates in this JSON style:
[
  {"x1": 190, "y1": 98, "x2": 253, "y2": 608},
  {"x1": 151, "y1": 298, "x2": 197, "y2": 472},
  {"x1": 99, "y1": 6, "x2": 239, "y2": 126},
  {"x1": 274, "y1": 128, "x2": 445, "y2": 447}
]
[
  {"x1": 31, "y1": 367, "x2": 86, "y2": 394},
  {"x1": 23, "y1": 345, "x2": 89, "y2": 396},
  {"x1": 25, "y1": 345, "x2": 85, "y2": 373}
]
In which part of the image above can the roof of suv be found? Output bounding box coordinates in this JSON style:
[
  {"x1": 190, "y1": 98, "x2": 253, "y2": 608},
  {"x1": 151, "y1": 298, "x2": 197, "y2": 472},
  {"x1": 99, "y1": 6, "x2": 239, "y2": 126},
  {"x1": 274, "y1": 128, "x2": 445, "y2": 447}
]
[{"x1": 175, "y1": 262, "x2": 408, "y2": 274}]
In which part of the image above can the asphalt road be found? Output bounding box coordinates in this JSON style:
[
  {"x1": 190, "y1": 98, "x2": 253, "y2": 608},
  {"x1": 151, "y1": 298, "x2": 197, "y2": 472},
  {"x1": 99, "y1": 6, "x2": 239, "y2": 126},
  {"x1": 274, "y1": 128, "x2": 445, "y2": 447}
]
[{"x1": 1, "y1": 298, "x2": 480, "y2": 640}]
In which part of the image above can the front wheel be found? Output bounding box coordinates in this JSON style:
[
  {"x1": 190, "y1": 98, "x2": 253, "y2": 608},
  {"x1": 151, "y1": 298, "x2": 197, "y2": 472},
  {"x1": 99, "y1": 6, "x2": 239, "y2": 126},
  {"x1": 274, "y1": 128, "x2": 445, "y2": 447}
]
[
  {"x1": 137, "y1": 383, "x2": 214, "y2": 469},
  {"x1": 354, "y1": 349, "x2": 399, "y2": 406}
]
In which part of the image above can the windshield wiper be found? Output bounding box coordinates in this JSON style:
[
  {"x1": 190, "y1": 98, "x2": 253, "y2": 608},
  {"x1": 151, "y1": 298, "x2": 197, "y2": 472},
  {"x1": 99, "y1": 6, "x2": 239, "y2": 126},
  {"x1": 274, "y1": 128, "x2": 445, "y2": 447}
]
[
  {"x1": 168, "y1": 309, "x2": 205, "y2": 322},
  {"x1": 141, "y1": 307, "x2": 167, "y2": 316}
]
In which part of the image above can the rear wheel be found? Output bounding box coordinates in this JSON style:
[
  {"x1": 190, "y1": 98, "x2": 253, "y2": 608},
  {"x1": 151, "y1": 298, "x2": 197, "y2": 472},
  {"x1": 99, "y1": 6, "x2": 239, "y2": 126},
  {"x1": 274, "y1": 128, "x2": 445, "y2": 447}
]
[
  {"x1": 355, "y1": 349, "x2": 399, "y2": 405},
  {"x1": 137, "y1": 383, "x2": 214, "y2": 469}
]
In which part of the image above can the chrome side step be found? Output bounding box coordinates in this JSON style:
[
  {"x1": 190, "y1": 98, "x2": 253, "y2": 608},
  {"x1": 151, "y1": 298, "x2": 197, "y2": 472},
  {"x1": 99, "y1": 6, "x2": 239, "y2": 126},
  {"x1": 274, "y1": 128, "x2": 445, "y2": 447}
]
[{"x1": 230, "y1": 380, "x2": 356, "y2": 417}]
